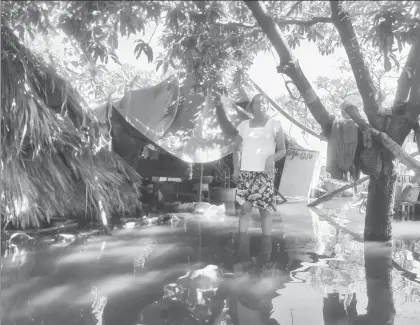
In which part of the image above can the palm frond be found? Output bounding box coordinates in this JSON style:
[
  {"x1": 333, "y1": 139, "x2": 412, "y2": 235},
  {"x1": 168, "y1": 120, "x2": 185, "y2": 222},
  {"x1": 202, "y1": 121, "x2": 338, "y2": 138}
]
[{"x1": 1, "y1": 25, "x2": 142, "y2": 229}]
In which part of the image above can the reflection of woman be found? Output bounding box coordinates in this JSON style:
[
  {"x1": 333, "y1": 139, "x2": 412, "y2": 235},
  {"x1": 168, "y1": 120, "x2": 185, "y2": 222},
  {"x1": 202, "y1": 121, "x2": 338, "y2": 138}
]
[
  {"x1": 206, "y1": 231, "x2": 288, "y2": 325},
  {"x1": 230, "y1": 232, "x2": 288, "y2": 325},
  {"x1": 233, "y1": 94, "x2": 287, "y2": 236}
]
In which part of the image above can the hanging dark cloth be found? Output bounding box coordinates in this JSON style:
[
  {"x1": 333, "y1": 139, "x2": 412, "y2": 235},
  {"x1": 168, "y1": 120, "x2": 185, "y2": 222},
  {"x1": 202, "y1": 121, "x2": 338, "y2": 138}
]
[{"x1": 326, "y1": 119, "x2": 360, "y2": 181}]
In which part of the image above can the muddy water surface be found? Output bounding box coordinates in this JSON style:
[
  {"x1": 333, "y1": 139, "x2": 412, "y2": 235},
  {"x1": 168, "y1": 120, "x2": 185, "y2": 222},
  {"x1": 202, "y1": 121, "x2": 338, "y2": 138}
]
[{"x1": 1, "y1": 199, "x2": 420, "y2": 325}]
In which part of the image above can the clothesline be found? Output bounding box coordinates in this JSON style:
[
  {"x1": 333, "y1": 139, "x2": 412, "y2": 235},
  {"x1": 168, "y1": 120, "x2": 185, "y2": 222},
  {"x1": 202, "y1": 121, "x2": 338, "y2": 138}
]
[{"x1": 250, "y1": 79, "x2": 326, "y2": 141}]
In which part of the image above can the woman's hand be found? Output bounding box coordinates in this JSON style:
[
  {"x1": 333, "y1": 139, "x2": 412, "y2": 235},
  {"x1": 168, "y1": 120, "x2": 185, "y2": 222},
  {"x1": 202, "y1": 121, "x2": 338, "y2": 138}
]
[{"x1": 265, "y1": 155, "x2": 275, "y2": 173}]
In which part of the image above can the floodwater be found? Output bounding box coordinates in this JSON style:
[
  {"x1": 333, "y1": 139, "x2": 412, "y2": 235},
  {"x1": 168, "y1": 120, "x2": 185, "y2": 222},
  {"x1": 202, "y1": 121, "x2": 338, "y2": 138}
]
[{"x1": 1, "y1": 199, "x2": 420, "y2": 325}]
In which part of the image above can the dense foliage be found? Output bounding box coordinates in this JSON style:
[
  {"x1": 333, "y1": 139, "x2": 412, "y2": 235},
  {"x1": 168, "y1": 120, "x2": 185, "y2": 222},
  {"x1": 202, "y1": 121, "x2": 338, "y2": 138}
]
[{"x1": 2, "y1": 1, "x2": 417, "y2": 97}]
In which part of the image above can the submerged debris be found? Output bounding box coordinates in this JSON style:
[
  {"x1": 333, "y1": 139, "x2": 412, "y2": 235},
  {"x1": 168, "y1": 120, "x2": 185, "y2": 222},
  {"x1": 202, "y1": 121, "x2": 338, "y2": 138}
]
[
  {"x1": 121, "y1": 213, "x2": 182, "y2": 229},
  {"x1": 9, "y1": 232, "x2": 33, "y2": 248},
  {"x1": 133, "y1": 238, "x2": 157, "y2": 275},
  {"x1": 91, "y1": 286, "x2": 108, "y2": 325},
  {"x1": 193, "y1": 203, "x2": 226, "y2": 220}
]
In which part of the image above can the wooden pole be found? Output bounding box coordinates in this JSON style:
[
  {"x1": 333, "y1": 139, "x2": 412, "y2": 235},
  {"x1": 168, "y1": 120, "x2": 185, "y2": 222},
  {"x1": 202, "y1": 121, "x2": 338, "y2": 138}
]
[
  {"x1": 198, "y1": 220, "x2": 202, "y2": 262},
  {"x1": 308, "y1": 176, "x2": 369, "y2": 207},
  {"x1": 199, "y1": 163, "x2": 204, "y2": 203}
]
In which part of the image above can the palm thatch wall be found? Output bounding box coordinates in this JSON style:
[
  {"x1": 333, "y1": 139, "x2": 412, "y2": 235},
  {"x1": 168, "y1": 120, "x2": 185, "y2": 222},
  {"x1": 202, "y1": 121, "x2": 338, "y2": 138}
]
[{"x1": 1, "y1": 26, "x2": 143, "y2": 229}]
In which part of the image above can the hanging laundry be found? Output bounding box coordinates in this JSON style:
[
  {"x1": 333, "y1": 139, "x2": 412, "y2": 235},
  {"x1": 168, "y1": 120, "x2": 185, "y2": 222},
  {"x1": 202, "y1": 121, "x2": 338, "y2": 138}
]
[{"x1": 326, "y1": 118, "x2": 359, "y2": 181}]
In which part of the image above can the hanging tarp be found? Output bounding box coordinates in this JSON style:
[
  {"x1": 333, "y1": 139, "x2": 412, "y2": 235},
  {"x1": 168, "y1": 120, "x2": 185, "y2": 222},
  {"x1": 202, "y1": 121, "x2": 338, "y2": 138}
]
[
  {"x1": 153, "y1": 75, "x2": 253, "y2": 163},
  {"x1": 91, "y1": 73, "x2": 306, "y2": 164}
]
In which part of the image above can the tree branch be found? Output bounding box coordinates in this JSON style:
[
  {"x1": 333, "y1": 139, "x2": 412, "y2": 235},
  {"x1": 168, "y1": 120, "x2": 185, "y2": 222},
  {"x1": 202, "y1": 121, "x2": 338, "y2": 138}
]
[
  {"x1": 244, "y1": 1, "x2": 334, "y2": 137},
  {"x1": 330, "y1": 1, "x2": 382, "y2": 129},
  {"x1": 275, "y1": 16, "x2": 333, "y2": 27},
  {"x1": 344, "y1": 104, "x2": 420, "y2": 173},
  {"x1": 250, "y1": 79, "x2": 326, "y2": 140},
  {"x1": 215, "y1": 21, "x2": 257, "y2": 29},
  {"x1": 216, "y1": 15, "x2": 334, "y2": 31},
  {"x1": 285, "y1": 1, "x2": 303, "y2": 17},
  {"x1": 408, "y1": 54, "x2": 420, "y2": 104},
  {"x1": 394, "y1": 38, "x2": 420, "y2": 105}
]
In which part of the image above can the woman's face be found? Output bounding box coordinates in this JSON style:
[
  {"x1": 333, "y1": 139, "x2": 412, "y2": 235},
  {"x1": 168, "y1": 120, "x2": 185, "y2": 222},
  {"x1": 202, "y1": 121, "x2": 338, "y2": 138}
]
[{"x1": 251, "y1": 95, "x2": 268, "y2": 118}]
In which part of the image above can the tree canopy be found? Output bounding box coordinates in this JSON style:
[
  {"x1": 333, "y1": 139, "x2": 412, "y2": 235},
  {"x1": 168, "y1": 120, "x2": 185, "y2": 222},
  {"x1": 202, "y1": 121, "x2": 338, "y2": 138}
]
[
  {"x1": 2, "y1": 1, "x2": 415, "y2": 90},
  {"x1": 3, "y1": 1, "x2": 418, "y2": 102}
]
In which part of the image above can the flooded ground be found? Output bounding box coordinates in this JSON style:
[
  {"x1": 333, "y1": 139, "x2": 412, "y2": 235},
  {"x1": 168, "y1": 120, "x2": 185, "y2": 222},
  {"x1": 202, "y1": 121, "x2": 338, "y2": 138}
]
[{"x1": 1, "y1": 199, "x2": 420, "y2": 325}]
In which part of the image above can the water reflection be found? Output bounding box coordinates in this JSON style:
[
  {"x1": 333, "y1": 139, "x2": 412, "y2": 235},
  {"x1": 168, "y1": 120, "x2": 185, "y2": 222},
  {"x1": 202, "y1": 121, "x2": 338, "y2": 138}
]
[
  {"x1": 1, "y1": 202, "x2": 420, "y2": 325},
  {"x1": 226, "y1": 232, "x2": 286, "y2": 325},
  {"x1": 361, "y1": 242, "x2": 395, "y2": 325},
  {"x1": 1, "y1": 225, "x2": 195, "y2": 325},
  {"x1": 320, "y1": 242, "x2": 396, "y2": 325},
  {"x1": 140, "y1": 229, "x2": 288, "y2": 325}
]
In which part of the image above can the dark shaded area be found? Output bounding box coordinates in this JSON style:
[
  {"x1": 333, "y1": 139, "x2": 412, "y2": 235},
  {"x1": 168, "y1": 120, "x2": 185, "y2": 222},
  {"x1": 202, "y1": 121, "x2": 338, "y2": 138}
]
[{"x1": 111, "y1": 107, "x2": 192, "y2": 178}]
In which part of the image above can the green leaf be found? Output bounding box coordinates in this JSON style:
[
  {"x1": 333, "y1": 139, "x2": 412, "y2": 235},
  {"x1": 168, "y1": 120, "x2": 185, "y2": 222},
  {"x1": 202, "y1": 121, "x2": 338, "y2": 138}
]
[
  {"x1": 162, "y1": 61, "x2": 169, "y2": 75},
  {"x1": 169, "y1": 58, "x2": 176, "y2": 69},
  {"x1": 384, "y1": 56, "x2": 391, "y2": 71},
  {"x1": 299, "y1": 25, "x2": 305, "y2": 34},
  {"x1": 307, "y1": 30, "x2": 313, "y2": 42},
  {"x1": 389, "y1": 53, "x2": 400, "y2": 70},
  {"x1": 314, "y1": 30, "x2": 325, "y2": 41},
  {"x1": 134, "y1": 39, "x2": 154, "y2": 63},
  {"x1": 119, "y1": 11, "x2": 127, "y2": 36},
  {"x1": 27, "y1": 28, "x2": 36, "y2": 40},
  {"x1": 15, "y1": 24, "x2": 25, "y2": 39},
  {"x1": 396, "y1": 35, "x2": 403, "y2": 52},
  {"x1": 114, "y1": 33, "x2": 119, "y2": 48},
  {"x1": 110, "y1": 51, "x2": 122, "y2": 65},
  {"x1": 156, "y1": 60, "x2": 163, "y2": 71}
]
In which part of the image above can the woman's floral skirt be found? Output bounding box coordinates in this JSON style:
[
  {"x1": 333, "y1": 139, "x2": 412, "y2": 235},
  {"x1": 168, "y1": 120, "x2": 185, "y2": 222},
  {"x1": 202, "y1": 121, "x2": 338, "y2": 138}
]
[{"x1": 236, "y1": 170, "x2": 277, "y2": 212}]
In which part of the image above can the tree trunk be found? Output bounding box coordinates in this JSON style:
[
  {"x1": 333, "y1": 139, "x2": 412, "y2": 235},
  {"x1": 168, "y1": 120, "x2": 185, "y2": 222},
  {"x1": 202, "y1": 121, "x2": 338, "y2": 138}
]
[
  {"x1": 364, "y1": 156, "x2": 396, "y2": 242},
  {"x1": 322, "y1": 293, "x2": 348, "y2": 324},
  {"x1": 330, "y1": 1, "x2": 382, "y2": 129},
  {"x1": 321, "y1": 245, "x2": 395, "y2": 325},
  {"x1": 343, "y1": 105, "x2": 417, "y2": 241},
  {"x1": 356, "y1": 242, "x2": 395, "y2": 325}
]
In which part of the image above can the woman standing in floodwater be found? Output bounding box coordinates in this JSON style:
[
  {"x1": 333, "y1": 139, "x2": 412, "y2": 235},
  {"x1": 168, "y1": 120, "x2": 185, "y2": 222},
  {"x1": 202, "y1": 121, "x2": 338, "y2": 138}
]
[{"x1": 233, "y1": 94, "x2": 287, "y2": 235}]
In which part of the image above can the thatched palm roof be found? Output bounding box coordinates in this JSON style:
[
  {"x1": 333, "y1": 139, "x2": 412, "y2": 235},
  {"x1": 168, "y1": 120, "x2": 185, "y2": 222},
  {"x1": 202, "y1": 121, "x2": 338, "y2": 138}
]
[{"x1": 1, "y1": 26, "x2": 142, "y2": 229}]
